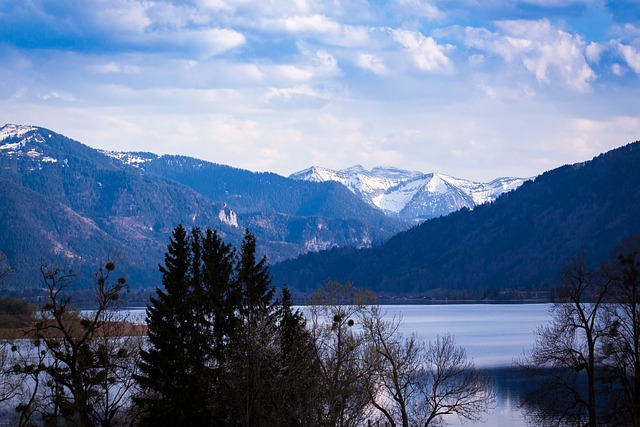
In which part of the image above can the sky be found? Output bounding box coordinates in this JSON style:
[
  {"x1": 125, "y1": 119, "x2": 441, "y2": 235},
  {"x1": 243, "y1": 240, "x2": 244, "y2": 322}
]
[{"x1": 1, "y1": 0, "x2": 640, "y2": 181}]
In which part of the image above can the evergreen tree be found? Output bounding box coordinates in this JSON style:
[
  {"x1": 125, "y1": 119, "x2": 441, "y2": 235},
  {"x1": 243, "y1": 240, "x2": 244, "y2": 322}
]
[
  {"x1": 274, "y1": 286, "x2": 323, "y2": 426},
  {"x1": 237, "y1": 228, "x2": 275, "y2": 322},
  {"x1": 224, "y1": 229, "x2": 279, "y2": 425},
  {"x1": 278, "y1": 286, "x2": 306, "y2": 357},
  {"x1": 201, "y1": 228, "x2": 238, "y2": 364},
  {"x1": 200, "y1": 228, "x2": 239, "y2": 422},
  {"x1": 135, "y1": 224, "x2": 210, "y2": 426}
]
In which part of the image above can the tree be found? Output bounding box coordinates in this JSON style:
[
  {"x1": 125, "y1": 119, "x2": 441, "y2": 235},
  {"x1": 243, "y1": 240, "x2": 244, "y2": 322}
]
[
  {"x1": 135, "y1": 224, "x2": 213, "y2": 426},
  {"x1": 223, "y1": 229, "x2": 282, "y2": 426},
  {"x1": 362, "y1": 306, "x2": 422, "y2": 427},
  {"x1": 200, "y1": 227, "x2": 238, "y2": 366},
  {"x1": 277, "y1": 286, "x2": 307, "y2": 358},
  {"x1": 362, "y1": 307, "x2": 493, "y2": 427},
  {"x1": 523, "y1": 256, "x2": 612, "y2": 427},
  {"x1": 601, "y1": 235, "x2": 640, "y2": 426},
  {"x1": 12, "y1": 261, "x2": 136, "y2": 427},
  {"x1": 0, "y1": 337, "x2": 20, "y2": 408},
  {"x1": 308, "y1": 281, "x2": 376, "y2": 427},
  {"x1": 225, "y1": 310, "x2": 283, "y2": 426},
  {"x1": 414, "y1": 334, "x2": 494, "y2": 427},
  {"x1": 137, "y1": 226, "x2": 284, "y2": 425},
  {"x1": 274, "y1": 286, "x2": 323, "y2": 426},
  {"x1": 236, "y1": 228, "x2": 275, "y2": 323}
]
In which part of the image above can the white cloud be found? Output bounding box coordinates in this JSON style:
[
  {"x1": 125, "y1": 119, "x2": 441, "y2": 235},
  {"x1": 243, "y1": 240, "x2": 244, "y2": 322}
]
[
  {"x1": 585, "y1": 42, "x2": 603, "y2": 63},
  {"x1": 90, "y1": 62, "x2": 142, "y2": 74},
  {"x1": 196, "y1": 0, "x2": 233, "y2": 12},
  {"x1": 263, "y1": 85, "x2": 330, "y2": 109},
  {"x1": 89, "y1": 0, "x2": 152, "y2": 37},
  {"x1": 312, "y1": 50, "x2": 339, "y2": 74},
  {"x1": 394, "y1": 0, "x2": 444, "y2": 21},
  {"x1": 389, "y1": 29, "x2": 454, "y2": 73},
  {"x1": 356, "y1": 53, "x2": 389, "y2": 75},
  {"x1": 264, "y1": 85, "x2": 323, "y2": 101},
  {"x1": 611, "y1": 63, "x2": 625, "y2": 76},
  {"x1": 177, "y1": 28, "x2": 246, "y2": 58},
  {"x1": 281, "y1": 14, "x2": 341, "y2": 33},
  {"x1": 457, "y1": 19, "x2": 596, "y2": 92},
  {"x1": 259, "y1": 14, "x2": 372, "y2": 47},
  {"x1": 272, "y1": 65, "x2": 315, "y2": 82},
  {"x1": 615, "y1": 42, "x2": 640, "y2": 74}
]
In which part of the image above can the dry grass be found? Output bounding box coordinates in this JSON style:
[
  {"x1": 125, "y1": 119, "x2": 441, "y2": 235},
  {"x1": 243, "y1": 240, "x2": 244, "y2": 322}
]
[{"x1": 0, "y1": 320, "x2": 148, "y2": 340}]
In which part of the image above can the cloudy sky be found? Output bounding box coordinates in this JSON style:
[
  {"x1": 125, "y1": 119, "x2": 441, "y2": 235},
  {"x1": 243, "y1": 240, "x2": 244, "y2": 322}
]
[{"x1": 1, "y1": 0, "x2": 639, "y2": 181}]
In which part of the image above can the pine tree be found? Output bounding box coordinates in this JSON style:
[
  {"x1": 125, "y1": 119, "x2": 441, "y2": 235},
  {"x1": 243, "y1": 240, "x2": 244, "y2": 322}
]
[
  {"x1": 278, "y1": 286, "x2": 306, "y2": 357},
  {"x1": 237, "y1": 228, "x2": 275, "y2": 323},
  {"x1": 201, "y1": 228, "x2": 238, "y2": 364},
  {"x1": 135, "y1": 224, "x2": 210, "y2": 426}
]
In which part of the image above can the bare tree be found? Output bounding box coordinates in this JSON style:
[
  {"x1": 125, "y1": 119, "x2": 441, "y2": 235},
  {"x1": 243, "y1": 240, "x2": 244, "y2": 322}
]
[
  {"x1": 0, "y1": 339, "x2": 20, "y2": 409},
  {"x1": 522, "y1": 256, "x2": 612, "y2": 427},
  {"x1": 601, "y1": 235, "x2": 640, "y2": 426},
  {"x1": 308, "y1": 281, "x2": 375, "y2": 427},
  {"x1": 412, "y1": 334, "x2": 494, "y2": 427},
  {"x1": 12, "y1": 261, "x2": 138, "y2": 427},
  {"x1": 362, "y1": 306, "x2": 423, "y2": 427}
]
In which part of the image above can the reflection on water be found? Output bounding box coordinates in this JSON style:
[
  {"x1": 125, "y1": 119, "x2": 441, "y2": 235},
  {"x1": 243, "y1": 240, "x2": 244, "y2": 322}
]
[
  {"x1": 125, "y1": 303, "x2": 552, "y2": 426},
  {"x1": 379, "y1": 304, "x2": 552, "y2": 426}
]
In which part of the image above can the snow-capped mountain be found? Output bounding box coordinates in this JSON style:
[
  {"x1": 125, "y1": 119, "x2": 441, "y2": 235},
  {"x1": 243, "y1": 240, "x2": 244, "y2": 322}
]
[{"x1": 290, "y1": 165, "x2": 528, "y2": 221}]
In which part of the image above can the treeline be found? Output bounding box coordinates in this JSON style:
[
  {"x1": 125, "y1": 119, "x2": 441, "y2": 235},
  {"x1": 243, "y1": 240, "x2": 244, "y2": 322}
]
[
  {"x1": 522, "y1": 235, "x2": 640, "y2": 427},
  {"x1": 0, "y1": 226, "x2": 493, "y2": 426},
  {"x1": 6, "y1": 225, "x2": 639, "y2": 426}
]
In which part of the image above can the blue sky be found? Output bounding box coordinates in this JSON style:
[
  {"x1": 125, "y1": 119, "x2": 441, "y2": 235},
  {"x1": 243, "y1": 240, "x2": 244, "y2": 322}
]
[{"x1": 1, "y1": 0, "x2": 639, "y2": 181}]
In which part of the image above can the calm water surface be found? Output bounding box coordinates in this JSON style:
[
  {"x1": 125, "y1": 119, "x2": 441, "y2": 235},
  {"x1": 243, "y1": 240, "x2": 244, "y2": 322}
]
[
  {"x1": 385, "y1": 304, "x2": 552, "y2": 427},
  {"x1": 388, "y1": 304, "x2": 551, "y2": 366},
  {"x1": 127, "y1": 304, "x2": 552, "y2": 426}
]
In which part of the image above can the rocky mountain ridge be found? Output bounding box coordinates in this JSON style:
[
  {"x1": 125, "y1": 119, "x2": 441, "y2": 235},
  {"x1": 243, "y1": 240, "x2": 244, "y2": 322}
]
[{"x1": 290, "y1": 165, "x2": 527, "y2": 221}]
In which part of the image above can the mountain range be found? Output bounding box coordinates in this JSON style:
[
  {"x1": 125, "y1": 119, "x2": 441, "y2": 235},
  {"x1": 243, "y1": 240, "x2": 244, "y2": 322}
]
[
  {"x1": 289, "y1": 166, "x2": 527, "y2": 221},
  {"x1": 3, "y1": 123, "x2": 635, "y2": 298},
  {"x1": 272, "y1": 141, "x2": 640, "y2": 296},
  {"x1": 0, "y1": 124, "x2": 400, "y2": 289}
]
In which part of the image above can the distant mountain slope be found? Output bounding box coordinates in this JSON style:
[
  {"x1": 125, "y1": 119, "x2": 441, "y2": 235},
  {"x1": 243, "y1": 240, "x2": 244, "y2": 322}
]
[
  {"x1": 0, "y1": 125, "x2": 241, "y2": 288},
  {"x1": 0, "y1": 124, "x2": 403, "y2": 289},
  {"x1": 102, "y1": 152, "x2": 404, "y2": 252},
  {"x1": 289, "y1": 165, "x2": 526, "y2": 221},
  {"x1": 273, "y1": 141, "x2": 640, "y2": 294}
]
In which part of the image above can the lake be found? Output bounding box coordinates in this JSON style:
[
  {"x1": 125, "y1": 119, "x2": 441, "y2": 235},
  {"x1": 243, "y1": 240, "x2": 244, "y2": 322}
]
[
  {"x1": 383, "y1": 304, "x2": 552, "y2": 426},
  {"x1": 127, "y1": 303, "x2": 552, "y2": 426}
]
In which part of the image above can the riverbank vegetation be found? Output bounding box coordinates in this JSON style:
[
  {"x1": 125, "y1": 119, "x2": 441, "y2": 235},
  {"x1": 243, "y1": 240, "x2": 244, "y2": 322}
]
[
  {"x1": 0, "y1": 226, "x2": 494, "y2": 426},
  {"x1": 521, "y1": 235, "x2": 640, "y2": 427},
  {"x1": 0, "y1": 227, "x2": 638, "y2": 426}
]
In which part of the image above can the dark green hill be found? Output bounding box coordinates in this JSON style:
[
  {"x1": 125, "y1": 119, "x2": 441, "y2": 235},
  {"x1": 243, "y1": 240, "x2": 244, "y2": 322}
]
[{"x1": 272, "y1": 141, "x2": 640, "y2": 295}]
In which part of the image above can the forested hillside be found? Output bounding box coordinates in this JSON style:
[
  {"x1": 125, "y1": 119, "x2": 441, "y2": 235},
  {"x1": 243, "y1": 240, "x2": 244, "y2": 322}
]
[
  {"x1": 0, "y1": 125, "x2": 402, "y2": 290},
  {"x1": 272, "y1": 141, "x2": 640, "y2": 295}
]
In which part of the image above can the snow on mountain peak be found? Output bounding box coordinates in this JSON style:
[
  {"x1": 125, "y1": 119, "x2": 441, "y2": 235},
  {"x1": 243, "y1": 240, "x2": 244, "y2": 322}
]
[
  {"x1": 0, "y1": 124, "x2": 43, "y2": 152},
  {"x1": 290, "y1": 165, "x2": 528, "y2": 221},
  {"x1": 0, "y1": 124, "x2": 37, "y2": 142},
  {"x1": 0, "y1": 124, "x2": 57, "y2": 164},
  {"x1": 101, "y1": 151, "x2": 158, "y2": 167}
]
